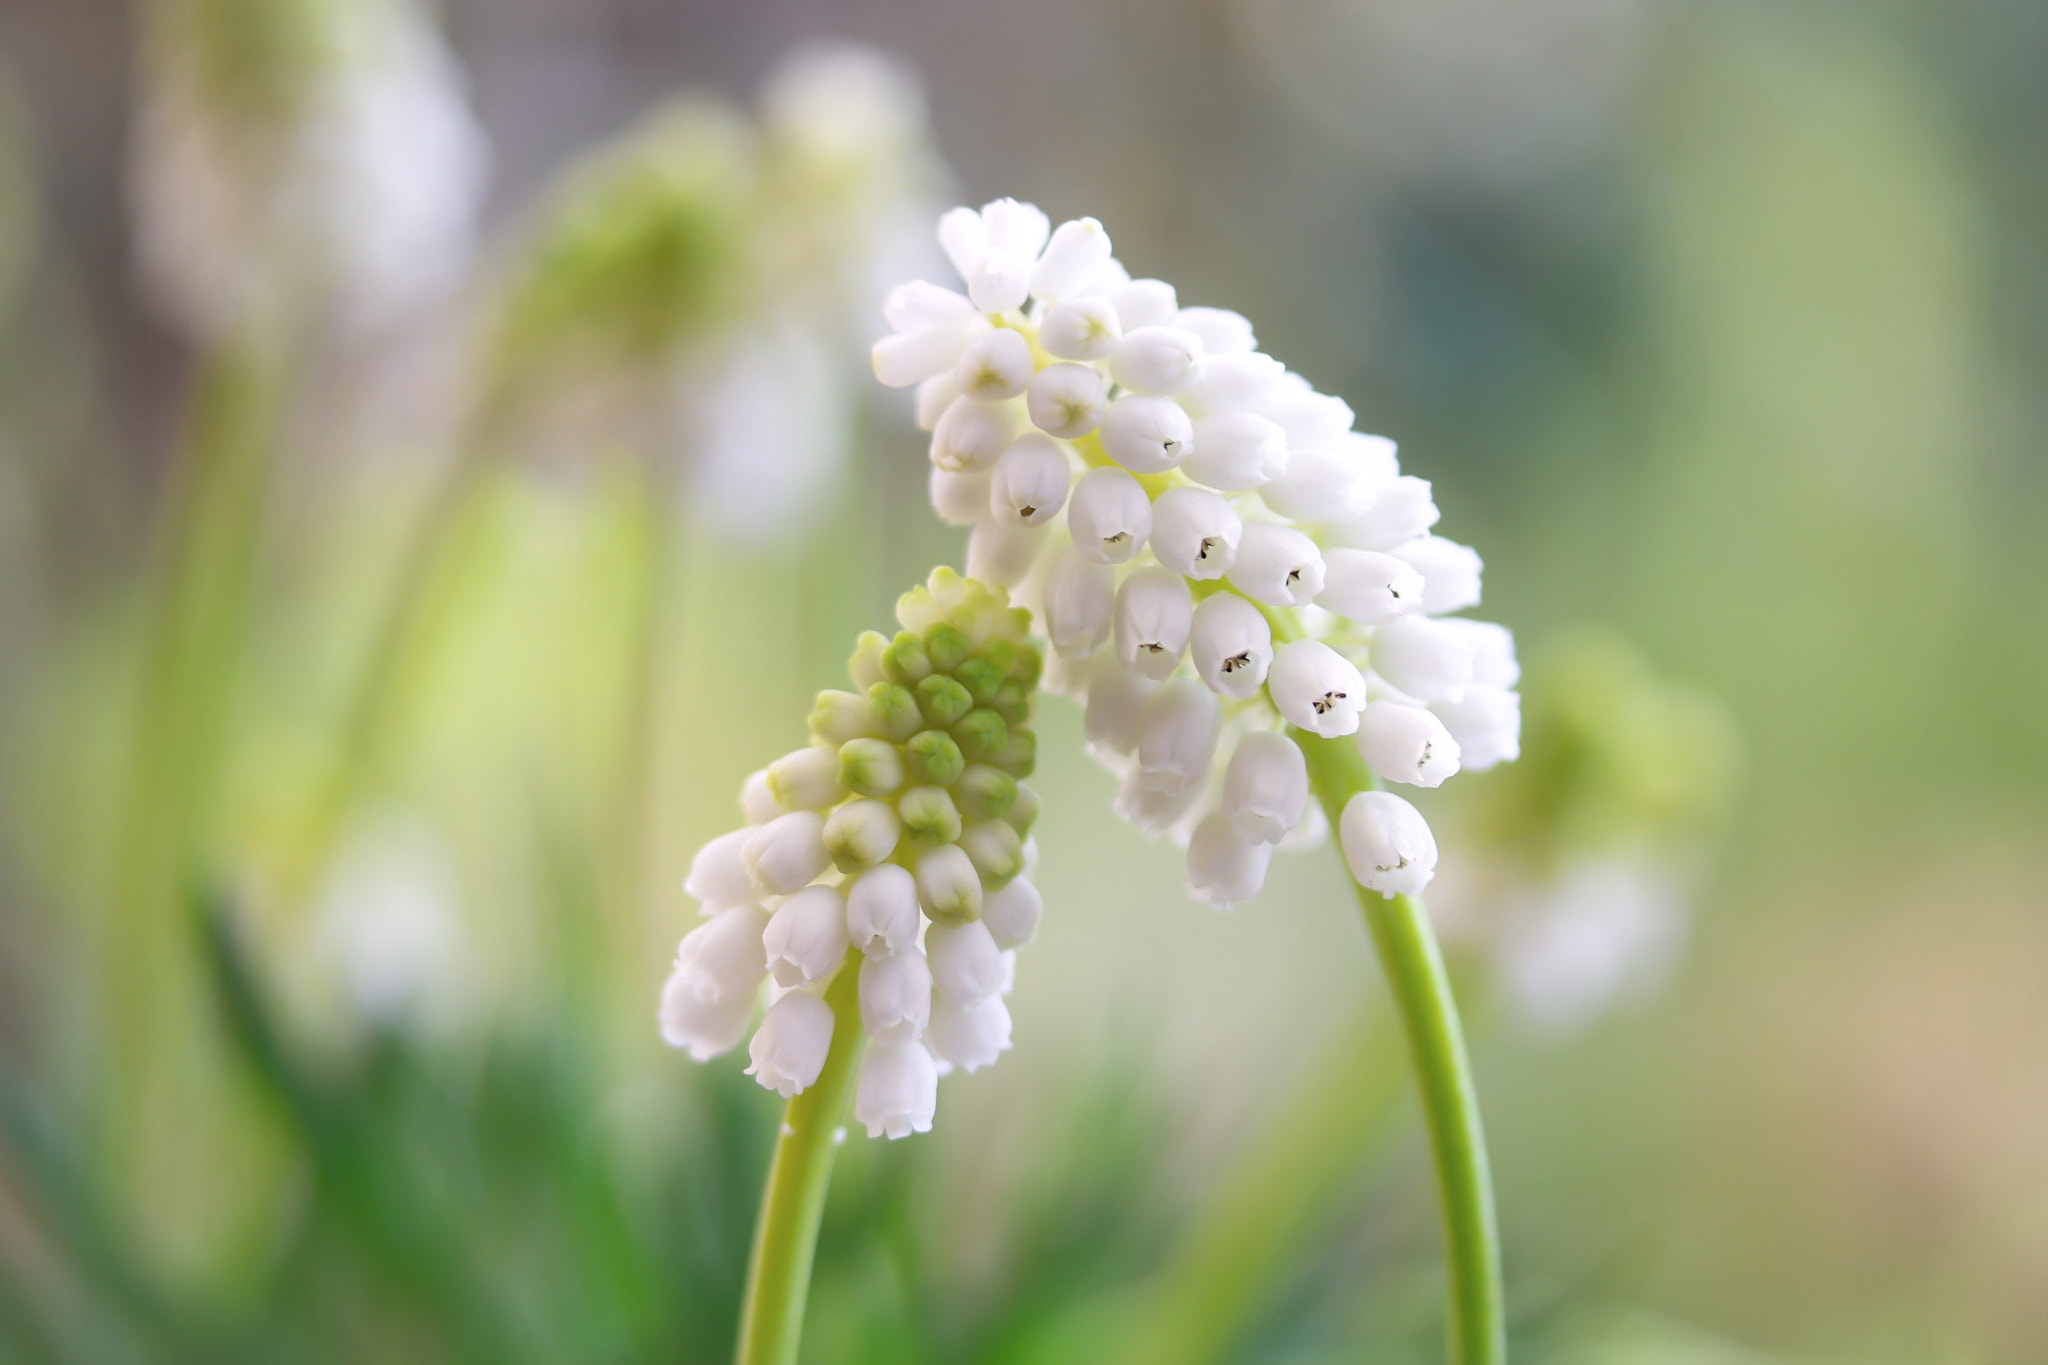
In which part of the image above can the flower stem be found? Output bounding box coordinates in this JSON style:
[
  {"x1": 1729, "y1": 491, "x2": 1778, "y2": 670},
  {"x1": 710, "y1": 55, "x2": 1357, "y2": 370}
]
[
  {"x1": 1296, "y1": 730, "x2": 1506, "y2": 1365},
  {"x1": 733, "y1": 954, "x2": 869, "y2": 1365}
]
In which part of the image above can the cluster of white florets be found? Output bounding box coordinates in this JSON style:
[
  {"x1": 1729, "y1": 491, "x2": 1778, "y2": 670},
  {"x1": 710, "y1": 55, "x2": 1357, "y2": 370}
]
[
  {"x1": 659, "y1": 570, "x2": 1043, "y2": 1138},
  {"x1": 873, "y1": 199, "x2": 1520, "y2": 907}
]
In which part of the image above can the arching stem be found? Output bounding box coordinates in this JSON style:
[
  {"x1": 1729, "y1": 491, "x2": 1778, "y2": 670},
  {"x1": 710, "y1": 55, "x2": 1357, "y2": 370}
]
[{"x1": 1296, "y1": 730, "x2": 1507, "y2": 1365}]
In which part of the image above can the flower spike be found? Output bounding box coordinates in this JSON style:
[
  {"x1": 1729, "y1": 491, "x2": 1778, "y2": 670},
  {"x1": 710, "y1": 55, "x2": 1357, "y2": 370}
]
[
  {"x1": 870, "y1": 197, "x2": 1522, "y2": 906},
  {"x1": 660, "y1": 569, "x2": 1042, "y2": 1138}
]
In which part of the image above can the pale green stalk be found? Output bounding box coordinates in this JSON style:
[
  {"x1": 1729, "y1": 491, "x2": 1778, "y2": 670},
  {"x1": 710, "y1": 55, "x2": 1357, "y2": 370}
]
[
  {"x1": 281, "y1": 430, "x2": 503, "y2": 904},
  {"x1": 104, "y1": 337, "x2": 284, "y2": 1224},
  {"x1": 1297, "y1": 729, "x2": 1506, "y2": 1365},
  {"x1": 733, "y1": 954, "x2": 869, "y2": 1365}
]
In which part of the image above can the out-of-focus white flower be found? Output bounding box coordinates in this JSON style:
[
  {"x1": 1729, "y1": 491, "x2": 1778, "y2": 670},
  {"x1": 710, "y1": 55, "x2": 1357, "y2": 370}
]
[
  {"x1": 1330, "y1": 475, "x2": 1439, "y2": 551},
  {"x1": 660, "y1": 972, "x2": 757, "y2": 1061},
  {"x1": 740, "y1": 769, "x2": 784, "y2": 825},
  {"x1": 858, "y1": 948, "x2": 933, "y2": 1040},
  {"x1": 1186, "y1": 811, "x2": 1276, "y2": 909},
  {"x1": 130, "y1": 0, "x2": 489, "y2": 343},
  {"x1": 1394, "y1": 535, "x2": 1485, "y2": 615},
  {"x1": 1222, "y1": 730, "x2": 1309, "y2": 843},
  {"x1": 1318, "y1": 549, "x2": 1424, "y2": 624},
  {"x1": 313, "y1": 810, "x2": 467, "y2": 1031},
  {"x1": 673, "y1": 904, "x2": 773, "y2": 1001},
  {"x1": 982, "y1": 877, "x2": 1043, "y2": 950},
  {"x1": 1137, "y1": 679, "x2": 1222, "y2": 792},
  {"x1": 926, "y1": 993, "x2": 1012, "y2": 1072},
  {"x1": 1185, "y1": 412, "x2": 1289, "y2": 491},
  {"x1": 687, "y1": 322, "x2": 850, "y2": 544},
  {"x1": 1499, "y1": 857, "x2": 1689, "y2": 1036},
  {"x1": 925, "y1": 920, "x2": 1005, "y2": 1003},
  {"x1": 1370, "y1": 614, "x2": 1477, "y2": 704},
  {"x1": 1044, "y1": 549, "x2": 1115, "y2": 660},
  {"x1": 685, "y1": 828, "x2": 756, "y2": 908},
  {"x1": 1432, "y1": 686, "x2": 1522, "y2": 771}
]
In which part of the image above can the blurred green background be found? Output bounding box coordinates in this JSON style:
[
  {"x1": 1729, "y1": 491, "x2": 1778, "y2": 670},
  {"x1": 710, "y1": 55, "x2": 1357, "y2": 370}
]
[{"x1": 0, "y1": 1, "x2": 2043, "y2": 1362}]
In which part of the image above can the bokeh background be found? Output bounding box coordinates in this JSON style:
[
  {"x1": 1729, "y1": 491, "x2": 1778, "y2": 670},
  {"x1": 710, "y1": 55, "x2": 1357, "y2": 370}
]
[{"x1": 1, "y1": 1, "x2": 2044, "y2": 1362}]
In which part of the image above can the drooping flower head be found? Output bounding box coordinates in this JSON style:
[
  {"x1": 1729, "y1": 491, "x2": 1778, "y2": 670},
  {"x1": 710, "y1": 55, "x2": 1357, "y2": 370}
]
[
  {"x1": 872, "y1": 199, "x2": 1521, "y2": 907},
  {"x1": 660, "y1": 569, "x2": 1043, "y2": 1137}
]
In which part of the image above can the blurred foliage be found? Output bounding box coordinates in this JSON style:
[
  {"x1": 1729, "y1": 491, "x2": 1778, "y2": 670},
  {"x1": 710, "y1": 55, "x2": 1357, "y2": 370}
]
[
  {"x1": 1467, "y1": 629, "x2": 1737, "y2": 872},
  {"x1": 489, "y1": 105, "x2": 756, "y2": 388},
  {"x1": 152, "y1": 0, "x2": 337, "y2": 124},
  {"x1": 1, "y1": 1, "x2": 2045, "y2": 1363}
]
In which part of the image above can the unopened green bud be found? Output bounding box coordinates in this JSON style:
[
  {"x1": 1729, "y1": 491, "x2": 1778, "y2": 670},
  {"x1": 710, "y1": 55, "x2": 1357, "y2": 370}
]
[
  {"x1": 882, "y1": 631, "x2": 932, "y2": 685},
  {"x1": 924, "y1": 623, "x2": 971, "y2": 675},
  {"x1": 849, "y1": 631, "x2": 890, "y2": 691},
  {"x1": 954, "y1": 764, "x2": 1018, "y2": 822},
  {"x1": 824, "y1": 798, "x2": 901, "y2": 872},
  {"x1": 906, "y1": 729, "x2": 965, "y2": 786},
  {"x1": 767, "y1": 746, "x2": 842, "y2": 809},
  {"x1": 954, "y1": 655, "x2": 1004, "y2": 705},
  {"x1": 994, "y1": 726, "x2": 1036, "y2": 779},
  {"x1": 1010, "y1": 642, "x2": 1044, "y2": 690},
  {"x1": 866, "y1": 682, "x2": 922, "y2": 741},
  {"x1": 977, "y1": 638, "x2": 1018, "y2": 679},
  {"x1": 959, "y1": 819, "x2": 1025, "y2": 889},
  {"x1": 949, "y1": 596, "x2": 1001, "y2": 647},
  {"x1": 898, "y1": 785, "x2": 962, "y2": 845},
  {"x1": 838, "y1": 737, "x2": 904, "y2": 798},
  {"x1": 915, "y1": 674, "x2": 974, "y2": 728},
  {"x1": 954, "y1": 708, "x2": 1009, "y2": 763},
  {"x1": 895, "y1": 582, "x2": 944, "y2": 636},
  {"x1": 992, "y1": 680, "x2": 1029, "y2": 727},
  {"x1": 1003, "y1": 782, "x2": 1041, "y2": 834},
  {"x1": 809, "y1": 689, "x2": 871, "y2": 746}
]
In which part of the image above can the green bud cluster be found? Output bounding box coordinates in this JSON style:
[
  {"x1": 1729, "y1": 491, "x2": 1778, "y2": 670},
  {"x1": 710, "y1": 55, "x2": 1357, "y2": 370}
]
[{"x1": 788, "y1": 569, "x2": 1042, "y2": 922}]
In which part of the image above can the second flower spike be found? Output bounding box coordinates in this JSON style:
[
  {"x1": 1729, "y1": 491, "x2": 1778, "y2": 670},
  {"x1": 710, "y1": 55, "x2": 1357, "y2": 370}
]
[{"x1": 658, "y1": 569, "x2": 1045, "y2": 1138}]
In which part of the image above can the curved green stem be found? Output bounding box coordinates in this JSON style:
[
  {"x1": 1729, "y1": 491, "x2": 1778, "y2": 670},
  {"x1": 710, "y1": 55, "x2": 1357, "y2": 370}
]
[
  {"x1": 734, "y1": 955, "x2": 869, "y2": 1365},
  {"x1": 1296, "y1": 730, "x2": 1506, "y2": 1365}
]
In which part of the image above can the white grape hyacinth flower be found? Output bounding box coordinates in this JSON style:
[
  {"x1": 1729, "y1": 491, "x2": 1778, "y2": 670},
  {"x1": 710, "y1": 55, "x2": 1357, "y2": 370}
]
[
  {"x1": 659, "y1": 570, "x2": 1039, "y2": 1138},
  {"x1": 873, "y1": 199, "x2": 1519, "y2": 908},
  {"x1": 128, "y1": 0, "x2": 489, "y2": 344}
]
